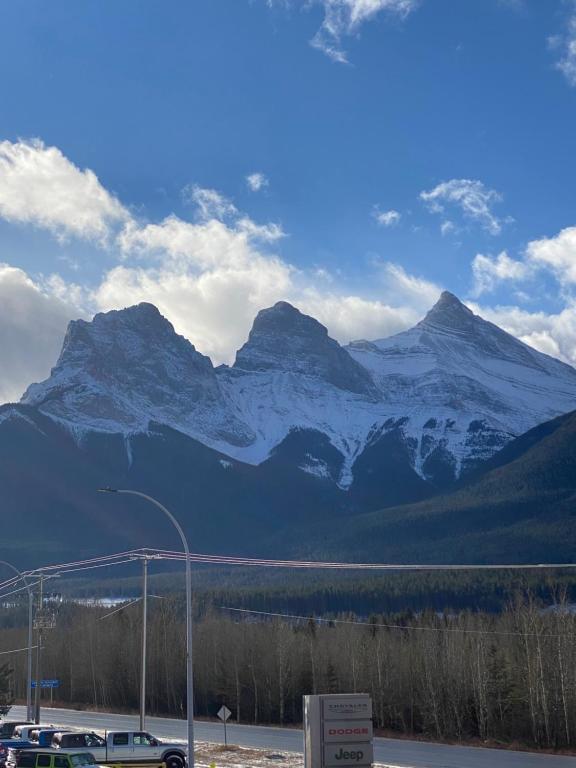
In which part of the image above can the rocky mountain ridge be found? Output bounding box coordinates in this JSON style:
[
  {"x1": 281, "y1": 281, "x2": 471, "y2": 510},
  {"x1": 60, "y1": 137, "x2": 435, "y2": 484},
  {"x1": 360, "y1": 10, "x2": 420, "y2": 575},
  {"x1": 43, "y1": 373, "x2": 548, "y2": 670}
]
[{"x1": 18, "y1": 292, "x2": 576, "y2": 492}]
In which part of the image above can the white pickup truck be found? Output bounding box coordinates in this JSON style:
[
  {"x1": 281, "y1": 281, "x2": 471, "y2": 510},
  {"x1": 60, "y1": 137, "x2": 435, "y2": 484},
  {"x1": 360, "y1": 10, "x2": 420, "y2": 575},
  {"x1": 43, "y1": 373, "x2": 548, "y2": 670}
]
[{"x1": 47, "y1": 732, "x2": 186, "y2": 768}]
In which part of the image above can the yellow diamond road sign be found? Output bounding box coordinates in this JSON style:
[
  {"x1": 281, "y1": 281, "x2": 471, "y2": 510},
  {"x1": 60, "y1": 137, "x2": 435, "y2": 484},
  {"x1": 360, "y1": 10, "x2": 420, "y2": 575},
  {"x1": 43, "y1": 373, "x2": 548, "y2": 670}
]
[{"x1": 218, "y1": 705, "x2": 232, "y2": 722}]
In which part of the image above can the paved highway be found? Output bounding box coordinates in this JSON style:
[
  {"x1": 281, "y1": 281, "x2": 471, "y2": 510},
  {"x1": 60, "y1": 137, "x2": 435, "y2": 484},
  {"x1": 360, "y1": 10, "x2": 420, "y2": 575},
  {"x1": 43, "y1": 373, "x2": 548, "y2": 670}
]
[{"x1": 8, "y1": 705, "x2": 576, "y2": 768}]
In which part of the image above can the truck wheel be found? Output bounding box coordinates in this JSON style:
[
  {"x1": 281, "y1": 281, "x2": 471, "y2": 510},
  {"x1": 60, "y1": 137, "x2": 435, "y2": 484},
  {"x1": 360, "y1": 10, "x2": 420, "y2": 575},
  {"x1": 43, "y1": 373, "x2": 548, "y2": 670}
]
[{"x1": 164, "y1": 753, "x2": 186, "y2": 768}]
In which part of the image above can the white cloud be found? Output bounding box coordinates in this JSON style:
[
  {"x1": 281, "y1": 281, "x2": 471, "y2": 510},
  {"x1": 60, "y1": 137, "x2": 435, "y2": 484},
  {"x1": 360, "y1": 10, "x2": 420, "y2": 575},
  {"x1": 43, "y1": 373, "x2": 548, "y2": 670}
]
[
  {"x1": 182, "y1": 184, "x2": 238, "y2": 221},
  {"x1": 472, "y1": 301, "x2": 576, "y2": 367},
  {"x1": 298, "y1": 262, "x2": 440, "y2": 343},
  {"x1": 378, "y1": 262, "x2": 442, "y2": 308},
  {"x1": 0, "y1": 140, "x2": 429, "y2": 385},
  {"x1": 526, "y1": 226, "x2": 576, "y2": 285},
  {"x1": 552, "y1": 10, "x2": 576, "y2": 86},
  {"x1": 307, "y1": 0, "x2": 418, "y2": 64},
  {"x1": 440, "y1": 220, "x2": 455, "y2": 236},
  {"x1": 471, "y1": 251, "x2": 532, "y2": 297},
  {"x1": 0, "y1": 139, "x2": 129, "y2": 242},
  {"x1": 373, "y1": 208, "x2": 401, "y2": 227},
  {"x1": 246, "y1": 172, "x2": 269, "y2": 192},
  {"x1": 0, "y1": 264, "x2": 80, "y2": 403},
  {"x1": 100, "y1": 205, "x2": 430, "y2": 363},
  {"x1": 420, "y1": 178, "x2": 506, "y2": 235},
  {"x1": 298, "y1": 292, "x2": 419, "y2": 343}
]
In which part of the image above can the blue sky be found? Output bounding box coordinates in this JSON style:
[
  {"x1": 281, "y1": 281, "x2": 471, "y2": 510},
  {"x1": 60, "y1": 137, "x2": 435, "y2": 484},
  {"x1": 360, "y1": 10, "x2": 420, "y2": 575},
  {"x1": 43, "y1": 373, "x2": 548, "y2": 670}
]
[{"x1": 1, "y1": 0, "x2": 576, "y2": 401}]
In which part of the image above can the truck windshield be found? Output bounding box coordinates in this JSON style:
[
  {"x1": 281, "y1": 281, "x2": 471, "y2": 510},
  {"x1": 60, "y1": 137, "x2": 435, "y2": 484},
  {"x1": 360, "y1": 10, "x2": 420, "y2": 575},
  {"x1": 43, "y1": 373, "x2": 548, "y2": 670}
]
[{"x1": 70, "y1": 755, "x2": 96, "y2": 767}]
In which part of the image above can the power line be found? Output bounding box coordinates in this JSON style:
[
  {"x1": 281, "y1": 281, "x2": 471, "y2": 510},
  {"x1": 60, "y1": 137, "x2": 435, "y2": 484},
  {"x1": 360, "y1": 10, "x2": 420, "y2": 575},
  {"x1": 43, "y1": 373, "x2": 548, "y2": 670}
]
[
  {"x1": 1, "y1": 547, "x2": 576, "y2": 598},
  {"x1": 98, "y1": 597, "x2": 142, "y2": 621},
  {"x1": 0, "y1": 645, "x2": 39, "y2": 656},
  {"x1": 220, "y1": 606, "x2": 574, "y2": 639}
]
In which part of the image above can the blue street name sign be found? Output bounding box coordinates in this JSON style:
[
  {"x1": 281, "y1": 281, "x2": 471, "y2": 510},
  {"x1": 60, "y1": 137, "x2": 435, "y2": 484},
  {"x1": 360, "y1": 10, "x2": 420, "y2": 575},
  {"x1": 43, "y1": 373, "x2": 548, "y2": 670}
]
[{"x1": 31, "y1": 679, "x2": 60, "y2": 688}]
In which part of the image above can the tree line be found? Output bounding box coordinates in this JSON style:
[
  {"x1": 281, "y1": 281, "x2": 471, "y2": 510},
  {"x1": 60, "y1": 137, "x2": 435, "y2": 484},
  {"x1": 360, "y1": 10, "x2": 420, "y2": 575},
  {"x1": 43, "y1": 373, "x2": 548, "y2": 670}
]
[{"x1": 1, "y1": 594, "x2": 576, "y2": 750}]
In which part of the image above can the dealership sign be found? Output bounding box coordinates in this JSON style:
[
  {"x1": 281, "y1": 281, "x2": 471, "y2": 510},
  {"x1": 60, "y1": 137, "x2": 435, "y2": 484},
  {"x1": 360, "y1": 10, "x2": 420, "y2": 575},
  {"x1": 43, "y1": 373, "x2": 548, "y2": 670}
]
[
  {"x1": 324, "y1": 743, "x2": 374, "y2": 766},
  {"x1": 304, "y1": 694, "x2": 373, "y2": 768}
]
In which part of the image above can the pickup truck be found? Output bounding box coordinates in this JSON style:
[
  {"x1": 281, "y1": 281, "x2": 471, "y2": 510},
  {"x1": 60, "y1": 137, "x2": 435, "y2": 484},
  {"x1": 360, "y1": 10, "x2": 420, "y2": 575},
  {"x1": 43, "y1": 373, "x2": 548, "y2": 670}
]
[
  {"x1": 0, "y1": 726, "x2": 33, "y2": 741},
  {"x1": 48, "y1": 732, "x2": 186, "y2": 768},
  {"x1": 1, "y1": 732, "x2": 59, "y2": 752},
  {"x1": 11, "y1": 730, "x2": 55, "y2": 744}
]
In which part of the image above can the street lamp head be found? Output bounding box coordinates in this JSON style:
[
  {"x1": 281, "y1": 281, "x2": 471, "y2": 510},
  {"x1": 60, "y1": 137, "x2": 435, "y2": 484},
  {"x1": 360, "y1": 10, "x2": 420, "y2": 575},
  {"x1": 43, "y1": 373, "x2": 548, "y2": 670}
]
[{"x1": 98, "y1": 487, "x2": 118, "y2": 493}]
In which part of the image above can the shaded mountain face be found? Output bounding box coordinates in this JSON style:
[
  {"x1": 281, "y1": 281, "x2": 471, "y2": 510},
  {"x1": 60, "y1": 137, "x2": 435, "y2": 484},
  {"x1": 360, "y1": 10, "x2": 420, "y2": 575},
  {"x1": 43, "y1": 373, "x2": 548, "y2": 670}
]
[
  {"x1": 309, "y1": 408, "x2": 576, "y2": 565},
  {"x1": 0, "y1": 403, "x2": 349, "y2": 566},
  {"x1": 234, "y1": 301, "x2": 375, "y2": 396},
  {"x1": 5, "y1": 292, "x2": 576, "y2": 558}
]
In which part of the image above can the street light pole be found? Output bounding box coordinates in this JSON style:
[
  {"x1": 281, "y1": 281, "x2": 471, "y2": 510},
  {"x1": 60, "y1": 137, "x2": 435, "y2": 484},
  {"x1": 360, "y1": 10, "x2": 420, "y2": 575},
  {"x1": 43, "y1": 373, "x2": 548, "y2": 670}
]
[
  {"x1": 33, "y1": 574, "x2": 44, "y2": 724},
  {"x1": 140, "y1": 556, "x2": 149, "y2": 732},
  {"x1": 0, "y1": 560, "x2": 33, "y2": 721},
  {"x1": 98, "y1": 489, "x2": 194, "y2": 767}
]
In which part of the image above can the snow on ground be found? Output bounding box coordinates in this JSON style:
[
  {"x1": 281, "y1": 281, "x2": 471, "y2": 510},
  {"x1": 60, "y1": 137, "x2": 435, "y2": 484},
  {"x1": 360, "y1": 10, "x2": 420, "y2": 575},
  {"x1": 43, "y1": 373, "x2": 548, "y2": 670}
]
[{"x1": 194, "y1": 743, "x2": 395, "y2": 768}]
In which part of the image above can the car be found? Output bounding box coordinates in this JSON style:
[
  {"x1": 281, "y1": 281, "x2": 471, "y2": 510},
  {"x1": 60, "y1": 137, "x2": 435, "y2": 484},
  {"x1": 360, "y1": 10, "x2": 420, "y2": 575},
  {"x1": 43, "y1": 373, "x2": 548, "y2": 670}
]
[
  {"x1": 48, "y1": 731, "x2": 186, "y2": 768},
  {"x1": 8, "y1": 752, "x2": 103, "y2": 768}
]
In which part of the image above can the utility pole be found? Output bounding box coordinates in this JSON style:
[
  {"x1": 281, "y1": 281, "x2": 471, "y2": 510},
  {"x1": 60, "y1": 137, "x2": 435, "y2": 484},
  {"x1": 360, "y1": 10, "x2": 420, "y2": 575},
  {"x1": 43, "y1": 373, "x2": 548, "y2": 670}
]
[
  {"x1": 140, "y1": 556, "x2": 149, "y2": 731},
  {"x1": 33, "y1": 575, "x2": 43, "y2": 724},
  {"x1": 26, "y1": 580, "x2": 33, "y2": 721},
  {"x1": 0, "y1": 561, "x2": 33, "y2": 721}
]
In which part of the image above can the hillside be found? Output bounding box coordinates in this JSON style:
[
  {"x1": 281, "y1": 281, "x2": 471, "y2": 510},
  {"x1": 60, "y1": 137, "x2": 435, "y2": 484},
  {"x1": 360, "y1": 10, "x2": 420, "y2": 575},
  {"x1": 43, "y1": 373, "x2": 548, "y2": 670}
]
[{"x1": 308, "y1": 409, "x2": 576, "y2": 564}]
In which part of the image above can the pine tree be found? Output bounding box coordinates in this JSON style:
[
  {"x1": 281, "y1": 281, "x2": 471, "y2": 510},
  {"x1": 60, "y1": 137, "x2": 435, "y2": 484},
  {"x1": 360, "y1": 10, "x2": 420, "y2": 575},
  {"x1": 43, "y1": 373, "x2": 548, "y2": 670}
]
[{"x1": 0, "y1": 662, "x2": 14, "y2": 715}]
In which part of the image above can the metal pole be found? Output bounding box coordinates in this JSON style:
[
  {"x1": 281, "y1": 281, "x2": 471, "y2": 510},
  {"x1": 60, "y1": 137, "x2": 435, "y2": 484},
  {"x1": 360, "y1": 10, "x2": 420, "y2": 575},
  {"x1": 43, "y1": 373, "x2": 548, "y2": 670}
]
[
  {"x1": 0, "y1": 561, "x2": 33, "y2": 721},
  {"x1": 140, "y1": 557, "x2": 149, "y2": 731},
  {"x1": 27, "y1": 588, "x2": 33, "y2": 721},
  {"x1": 34, "y1": 575, "x2": 44, "y2": 724},
  {"x1": 98, "y1": 489, "x2": 194, "y2": 767}
]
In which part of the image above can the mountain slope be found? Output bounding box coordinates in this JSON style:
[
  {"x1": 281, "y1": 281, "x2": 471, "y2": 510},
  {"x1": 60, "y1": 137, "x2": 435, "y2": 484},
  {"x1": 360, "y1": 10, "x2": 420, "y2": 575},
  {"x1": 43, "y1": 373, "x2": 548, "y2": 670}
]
[
  {"x1": 0, "y1": 403, "x2": 350, "y2": 565},
  {"x1": 347, "y1": 291, "x2": 576, "y2": 480},
  {"x1": 308, "y1": 408, "x2": 576, "y2": 564}
]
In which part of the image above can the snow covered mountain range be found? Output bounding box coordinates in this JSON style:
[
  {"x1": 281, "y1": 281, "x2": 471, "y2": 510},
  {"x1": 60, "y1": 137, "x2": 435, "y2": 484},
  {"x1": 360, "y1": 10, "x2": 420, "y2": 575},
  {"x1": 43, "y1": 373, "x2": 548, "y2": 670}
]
[{"x1": 19, "y1": 291, "x2": 576, "y2": 493}]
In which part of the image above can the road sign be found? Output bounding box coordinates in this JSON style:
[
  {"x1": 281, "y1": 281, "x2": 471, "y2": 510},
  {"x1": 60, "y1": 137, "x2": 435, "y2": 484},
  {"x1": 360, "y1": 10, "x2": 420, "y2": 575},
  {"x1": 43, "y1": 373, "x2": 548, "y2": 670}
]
[
  {"x1": 218, "y1": 705, "x2": 232, "y2": 722},
  {"x1": 33, "y1": 611, "x2": 56, "y2": 630},
  {"x1": 31, "y1": 679, "x2": 59, "y2": 688},
  {"x1": 218, "y1": 705, "x2": 232, "y2": 746}
]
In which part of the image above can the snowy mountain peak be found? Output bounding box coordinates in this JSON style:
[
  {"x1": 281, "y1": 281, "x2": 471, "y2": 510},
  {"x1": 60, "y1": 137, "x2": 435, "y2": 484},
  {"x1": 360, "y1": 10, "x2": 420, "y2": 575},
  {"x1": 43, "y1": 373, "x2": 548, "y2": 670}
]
[
  {"x1": 420, "y1": 291, "x2": 474, "y2": 330},
  {"x1": 233, "y1": 301, "x2": 376, "y2": 396},
  {"x1": 30, "y1": 302, "x2": 214, "y2": 388},
  {"x1": 346, "y1": 293, "x2": 576, "y2": 483},
  {"x1": 413, "y1": 292, "x2": 568, "y2": 372},
  {"x1": 241, "y1": 301, "x2": 327, "y2": 341},
  {"x1": 22, "y1": 303, "x2": 254, "y2": 447}
]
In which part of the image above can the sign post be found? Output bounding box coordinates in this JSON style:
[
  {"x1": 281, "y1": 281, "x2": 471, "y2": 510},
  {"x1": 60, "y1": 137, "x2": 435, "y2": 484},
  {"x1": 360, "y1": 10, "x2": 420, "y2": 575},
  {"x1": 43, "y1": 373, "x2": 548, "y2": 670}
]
[
  {"x1": 217, "y1": 705, "x2": 232, "y2": 746},
  {"x1": 304, "y1": 694, "x2": 373, "y2": 768}
]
